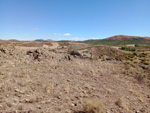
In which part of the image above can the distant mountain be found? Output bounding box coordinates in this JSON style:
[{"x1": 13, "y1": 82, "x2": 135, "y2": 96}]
[
  {"x1": 82, "y1": 35, "x2": 150, "y2": 46},
  {"x1": 35, "y1": 39, "x2": 53, "y2": 42},
  {"x1": 0, "y1": 39, "x2": 20, "y2": 42},
  {"x1": 105, "y1": 35, "x2": 150, "y2": 41},
  {"x1": 46, "y1": 39, "x2": 53, "y2": 42},
  {"x1": 8, "y1": 39, "x2": 20, "y2": 42}
]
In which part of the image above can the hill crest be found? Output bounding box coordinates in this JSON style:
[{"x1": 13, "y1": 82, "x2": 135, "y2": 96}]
[{"x1": 105, "y1": 35, "x2": 150, "y2": 41}]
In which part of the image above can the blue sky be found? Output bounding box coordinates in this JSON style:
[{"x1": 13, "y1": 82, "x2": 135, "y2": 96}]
[{"x1": 0, "y1": 0, "x2": 150, "y2": 41}]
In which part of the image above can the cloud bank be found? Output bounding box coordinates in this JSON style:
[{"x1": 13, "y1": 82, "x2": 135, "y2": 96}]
[
  {"x1": 63, "y1": 33, "x2": 71, "y2": 36},
  {"x1": 53, "y1": 33, "x2": 71, "y2": 36}
]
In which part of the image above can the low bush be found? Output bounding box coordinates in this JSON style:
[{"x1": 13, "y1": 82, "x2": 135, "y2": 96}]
[
  {"x1": 139, "y1": 53, "x2": 147, "y2": 57},
  {"x1": 125, "y1": 54, "x2": 135, "y2": 60},
  {"x1": 68, "y1": 50, "x2": 81, "y2": 56},
  {"x1": 120, "y1": 46, "x2": 136, "y2": 51},
  {"x1": 74, "y1": 99, "x2": 106, "y2": 113}
]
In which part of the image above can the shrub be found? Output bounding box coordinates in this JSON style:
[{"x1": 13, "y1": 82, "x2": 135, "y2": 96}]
[
  {"x1": 140, "y1": 58, "x2": 149, "y2": 65},
  {"x1": 99, "y1": 55, "x2": 105, "y2": 61},
  {"x1": 120, "y1": 46, "x2": 136, "y2": 51},
  {"x1": 125, "y1": 54, "x2": 135, "y2": 60},
  {"x1": 139, "y1": 53, "x2": 147, "y2": 57},
  {"x1": 74, "y1": 99, "x2": 106, "y2": 113},
  {"x1": 115, "y1": 99, "x2": 129, "y2": 111},
  {"x1": 68, "y1": 50, "x2": 81, "y2": 56},
  {"x1": 143, "y1": 61, "x2": 149, "y2": 65},
  {"x1": 133, "y1": 52, "x2": 137, "y2": 56},
  {"x1": 83, "y1": 99, "x2": 106, "y2": 113},
  {"x1": 135, "y1": 75, "x2": 145, "y2": 83}
]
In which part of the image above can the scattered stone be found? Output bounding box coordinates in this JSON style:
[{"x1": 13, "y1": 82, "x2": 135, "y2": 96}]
[{"x1": 37, "y1": 105, "x2": 41, "y2": 109}]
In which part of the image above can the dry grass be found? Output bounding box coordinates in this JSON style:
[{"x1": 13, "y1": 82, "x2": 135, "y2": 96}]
[
  {"x1": 74, "y1": 99, "x2": 106, "y2": 113},
  {"x1": 115, "y1": 99, "x2": 129, "y2": 111}
]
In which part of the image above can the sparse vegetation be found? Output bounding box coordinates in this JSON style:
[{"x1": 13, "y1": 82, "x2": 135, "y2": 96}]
[
  {"x1": 74, "y1": 99, "x2": 106, "y2": 113},
  {"x1": 0, "y1": 41, "x2": 149, "y2": 112},
  {"x1": 120, "y1": 46, "x2": 136, "y2": 51},
  {"x1": 139, "y1": 52, "x2": 147, "y2": 57},
  {"x1": 68, "y1": 50, "x2": 81, "y2": 56},
  {"x1": 115, "y1": 99, "x2": 129, "y2": 111}
]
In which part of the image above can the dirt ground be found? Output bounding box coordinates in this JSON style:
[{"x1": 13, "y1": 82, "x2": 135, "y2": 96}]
[{"x1": 0, "y1": 42, "x2": 149, "y2": 113}]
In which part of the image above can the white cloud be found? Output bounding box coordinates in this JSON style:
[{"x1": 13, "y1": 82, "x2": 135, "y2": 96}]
[
  {"x1": 26, "y1": 34, "x2": 30, "y2": 36},
  {"x1": 63, "y1": 33, "x2": 71, "y2": 36},
  {"x1": 32, "y1": 28, "x2": 40, "y2": 30},
  {"x1": 53, "y1": 33, "x2": 61, "y2": 36}
]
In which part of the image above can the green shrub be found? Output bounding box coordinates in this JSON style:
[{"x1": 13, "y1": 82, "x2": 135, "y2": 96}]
[
  {"x1": 143, "y1": 61, "x2": 149, "y2": 65},
  {"x1": 99, "y1": 55, "x2": 102, "y2": 59},
  {"x1": 139, "y1": 53, "x2": 147, "y2": 57},
  {"x1": 125, "y1": 54, "x2": 135, "y2": 59},
  {"x1": 99, "y1": 55, "x2": 105, "y2": 61},
  {"x1": 120, "y1": 46, "x2": 136, "y2": 51},
  {"x1": 140, "y1": 59, "x2": 149, "y2": 65}
]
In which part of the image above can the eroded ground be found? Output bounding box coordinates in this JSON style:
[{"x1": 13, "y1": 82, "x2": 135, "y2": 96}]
[{"x1": 0, "y1": 41, "x2": 149, "y2": 113}]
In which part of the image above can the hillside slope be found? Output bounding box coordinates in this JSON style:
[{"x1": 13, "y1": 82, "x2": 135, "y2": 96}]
[
  {"x1": 82, "y1": 35, "x2": 150, "y2": 46},
  {"x1": 0, "y1": 42, "x2": 149, "y2": 112},
  {"x1": 105, "y1": 35, "x2": 150, "y2": 41}
]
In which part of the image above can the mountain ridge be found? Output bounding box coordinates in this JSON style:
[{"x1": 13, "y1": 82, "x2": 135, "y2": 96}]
[
  {"x1": 82, "y1": 35, "x2": 150, "y2": 46},
  {"x1": 105, "y1": 35, "x2": 150, "y2": 41}
]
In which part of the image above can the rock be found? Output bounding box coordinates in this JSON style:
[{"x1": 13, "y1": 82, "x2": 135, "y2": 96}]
[
  {"x1": 65, "y1": 55, "x2": 71, "y2": 60},
  {"x1": 0, "y1": 104, "x2": 3, "y2": 108},
  {"x1": 56, "y1": 96, "x2": 61, "y2": 99},
  {"x1": 139, "y1": 64, "x2": 149, "y2": 69},
  {"x1": 24, "y1": 97, "x2": 37, "y2": 103},
  {"x1": 0, "y1": 48, "x2": 7, "y2": 53},
  {"x1": 106, "y1": 110, "x2": 111, "y2": 113},
  {"x1": 71, "y1": 103, "x2": 77, "y2": 106},
  {"x1": 14, "y1": 88, "x2": 25, "y2": 94},
  {"x1": 26, "y1": 49, "x2": 43, "y2": 61},
  {"x1": 37, "y1": 105, "x2": 41, "y2": 109},
  {"x1": 6, "y1": 102, "x2": 12, "y2": 107},
  {"x1": 18, "y1": 105, "x2": 23, "y2": 110},
  {"x1": 26, "y1": 51, "x2": 33, "y2": 55}
]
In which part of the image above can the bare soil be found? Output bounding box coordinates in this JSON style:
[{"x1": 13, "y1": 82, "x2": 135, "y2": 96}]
[{"x1": 0, "y1": 42, "x2": 149, "y2": 113}]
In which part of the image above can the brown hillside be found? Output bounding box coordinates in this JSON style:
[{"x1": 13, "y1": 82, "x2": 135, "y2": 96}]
[
  {"x1": 0, "y1": 41, "x2": 149, "y2": 112},
  {"x1": 105, "y1": 35, "x2": 150, "y2": 41}
]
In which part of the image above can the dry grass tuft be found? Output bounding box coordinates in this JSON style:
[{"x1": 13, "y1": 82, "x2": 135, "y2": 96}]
[
  {"x1": 115, "y1": 99, "x2": 129, "y2": 111},
  {"x1": 74, "y1": 99, "x2": 106, "y2": 113}
]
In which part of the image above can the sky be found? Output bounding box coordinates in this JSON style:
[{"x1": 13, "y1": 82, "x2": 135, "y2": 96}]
[{"x1": 0, "y1": 0, "x2": 150, "y2": 41}]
